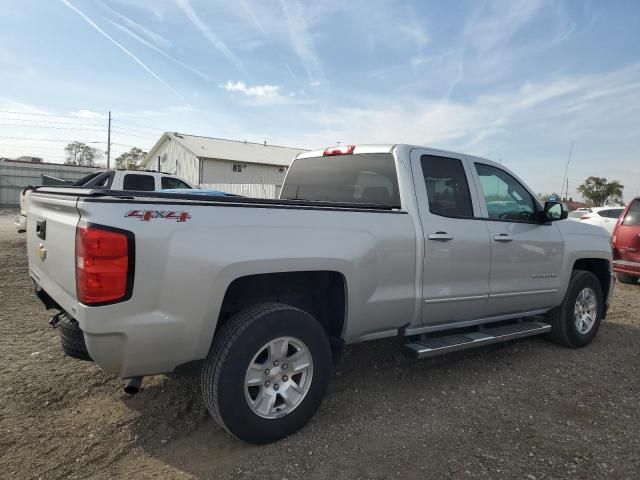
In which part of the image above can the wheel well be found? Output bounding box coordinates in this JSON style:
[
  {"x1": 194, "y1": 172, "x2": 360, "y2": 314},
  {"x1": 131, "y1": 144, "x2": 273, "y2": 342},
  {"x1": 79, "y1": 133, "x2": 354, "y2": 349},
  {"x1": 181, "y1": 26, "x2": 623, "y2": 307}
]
[
  {"x1": 573, "y1": 258, "x2": 611, "y2": 298},
  {"x1": 217, "y1": 271, "x2": 347, "y2": 340}
]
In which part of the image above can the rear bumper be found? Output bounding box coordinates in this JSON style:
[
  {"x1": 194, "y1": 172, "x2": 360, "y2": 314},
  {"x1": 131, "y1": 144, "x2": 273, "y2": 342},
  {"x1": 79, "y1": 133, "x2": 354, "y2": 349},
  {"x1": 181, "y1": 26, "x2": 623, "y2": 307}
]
[
  {"x1": 32, "y1": 278, "x2": 204, "y2": 378},
  {"x1": 613, "y1": 259, "x2": 640, "y2": 276},
  {"x1": 35, "y1": 296, "x2": 195, "y2": 379}
]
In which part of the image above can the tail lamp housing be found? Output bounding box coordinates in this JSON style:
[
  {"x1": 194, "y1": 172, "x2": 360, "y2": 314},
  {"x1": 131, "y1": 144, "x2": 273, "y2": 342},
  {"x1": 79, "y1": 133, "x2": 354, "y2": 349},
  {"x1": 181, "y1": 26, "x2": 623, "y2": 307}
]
[{"x1": 76, "y1": 223, "x2": 134, "y2": 305}]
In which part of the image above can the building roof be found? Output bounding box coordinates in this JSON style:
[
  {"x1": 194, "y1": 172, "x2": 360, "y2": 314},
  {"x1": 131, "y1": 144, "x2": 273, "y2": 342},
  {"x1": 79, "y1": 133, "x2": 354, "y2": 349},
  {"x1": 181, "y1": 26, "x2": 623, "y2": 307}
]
[
  {"x1": 0, "y1": 158, "x2": 102, "y2": 170},
  {"x1": 144, "y1": 132, "x2": 308, "y2": 167}
]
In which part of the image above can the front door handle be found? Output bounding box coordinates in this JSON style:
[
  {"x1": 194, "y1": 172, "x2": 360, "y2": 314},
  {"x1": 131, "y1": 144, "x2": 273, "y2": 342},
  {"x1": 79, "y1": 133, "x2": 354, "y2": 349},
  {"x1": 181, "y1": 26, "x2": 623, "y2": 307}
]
[
  {"x1": 428, "y1": 232, "x2": 453, "y2": 241},
  {"x1": 493, "y1": 233, "x2": 513, "y2": 242}
]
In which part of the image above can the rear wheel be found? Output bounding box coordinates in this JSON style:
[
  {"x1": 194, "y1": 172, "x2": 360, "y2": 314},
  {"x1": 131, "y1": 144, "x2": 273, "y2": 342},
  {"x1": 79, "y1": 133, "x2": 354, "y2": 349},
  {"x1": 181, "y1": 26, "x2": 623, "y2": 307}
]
[
  {"x1": 59, "y1": 314, "x2": 92, "y2": 361},
  {"x1": 616, "y1": 272, "x2": 638, "y2": 284},
  {"x1": 546, "y1": 270, "x2": 604, "y2": 348},
  {"x1": 201, "y1": 303, "x2": 331, "y2": 444}
]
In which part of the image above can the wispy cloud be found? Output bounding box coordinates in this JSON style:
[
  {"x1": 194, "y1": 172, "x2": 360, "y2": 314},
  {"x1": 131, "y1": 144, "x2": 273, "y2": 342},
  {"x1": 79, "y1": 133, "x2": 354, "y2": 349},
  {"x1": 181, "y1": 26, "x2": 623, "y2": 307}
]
[
  {"x1": 175, "y1": 0, "x2": 247, "y2": 76},
  {"x1": 224, "y1": 81, "x2": 280, "y2": 98},
  {"x1": 239, "y1": 0, "x2": 299, "y2": 84},
  {"x1": 455, "y1": 0, "x2": 576, "y2": 89},
  {"x1": 279, "y1": 0, "x2": 324, "y2": 86},
  {"x1": 71, "y1": 109, "x2": 106, "y2": 119},
  {"x1": 399, "y1": 24, "x2": 429, "y2": 49},
  {"x1": 281, "y1": 63, "x2": 640, "y2": 154},
  {"x1": 59, "y1": 0, "x2": 186, "y2": 103},
  {"x1": 96, "y1": 0, "x2": 172, "y2": 49},
  {"x1": 106, "y1": 18, "x2": 210, "y2": 81}
]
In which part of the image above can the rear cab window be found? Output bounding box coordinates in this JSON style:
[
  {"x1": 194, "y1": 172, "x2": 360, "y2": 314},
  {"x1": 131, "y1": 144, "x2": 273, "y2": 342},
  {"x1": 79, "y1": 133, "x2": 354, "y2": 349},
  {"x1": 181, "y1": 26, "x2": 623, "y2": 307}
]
[
  {"x1": 161, "y1": 177, "x2": 192, "y2": 189},
  {"x1": 280, "y1": 153, "x2": 400, "y2": 207},
  {"x1": 600, "y1": 208, "x2": 624, "y2": 218},
  {"x1": 623, "y1": 200, "x2": 640, "y2": 225},
  {"x1": 123, "y1": 174, "x2": 155, "y2": 191},
  {"x1": 421, "y1": 155, "x2": 473, "y2": 218}
]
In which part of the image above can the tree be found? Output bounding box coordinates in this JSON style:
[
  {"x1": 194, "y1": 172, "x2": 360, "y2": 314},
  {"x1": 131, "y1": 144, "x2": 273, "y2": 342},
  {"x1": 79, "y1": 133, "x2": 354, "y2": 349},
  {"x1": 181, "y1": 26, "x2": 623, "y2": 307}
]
[
  {"x1": 576, "y1": 177, "x2": 624, "y2": 207},
  {"x1": 539, "y1": 192, "x2": 562, "y2": 202},
  {"x1": 115, "y1": 147, "x2": 147, "y2": 170},
  {"x1": 64, "y1": 141, "x2": 101, "y2": 167}
]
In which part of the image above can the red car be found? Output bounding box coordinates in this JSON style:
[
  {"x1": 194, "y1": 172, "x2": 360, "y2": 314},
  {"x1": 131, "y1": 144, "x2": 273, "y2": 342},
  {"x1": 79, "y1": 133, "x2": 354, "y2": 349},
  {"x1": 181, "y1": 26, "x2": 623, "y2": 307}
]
[{"x1": 612, "y1": 197, "x2": 640, "y2": 284}]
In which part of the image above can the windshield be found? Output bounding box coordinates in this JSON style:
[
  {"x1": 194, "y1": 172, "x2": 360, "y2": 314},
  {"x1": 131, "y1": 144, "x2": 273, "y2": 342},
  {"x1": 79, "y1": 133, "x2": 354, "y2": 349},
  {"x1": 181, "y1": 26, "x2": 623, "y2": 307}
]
[{"x1": 280, "y1": 153, "x2": 400, "y2": 207}]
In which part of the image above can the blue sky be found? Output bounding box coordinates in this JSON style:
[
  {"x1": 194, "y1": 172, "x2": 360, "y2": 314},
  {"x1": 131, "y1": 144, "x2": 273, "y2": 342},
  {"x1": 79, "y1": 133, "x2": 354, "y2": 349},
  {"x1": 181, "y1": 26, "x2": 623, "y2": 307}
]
[{"x1": 1, "y1": 0, "x2": 639, "y2": 198}]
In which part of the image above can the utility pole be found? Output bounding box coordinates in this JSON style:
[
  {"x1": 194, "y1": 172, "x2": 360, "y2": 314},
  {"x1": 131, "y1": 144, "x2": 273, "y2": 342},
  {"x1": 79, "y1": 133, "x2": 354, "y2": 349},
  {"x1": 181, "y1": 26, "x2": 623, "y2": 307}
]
[
  {"x1": 560, "y1": 141, "x2": 574, "y2": 199},
  {"x1": 106, "y1": 110, "x2": 111, "y2": 169}
]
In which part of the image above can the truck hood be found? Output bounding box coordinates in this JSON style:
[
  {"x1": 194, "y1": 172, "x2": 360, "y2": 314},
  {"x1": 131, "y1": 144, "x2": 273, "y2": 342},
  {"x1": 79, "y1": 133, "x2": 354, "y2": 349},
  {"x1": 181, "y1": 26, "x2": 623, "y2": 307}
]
[{"x1": 557, "y1": 218, "x2": 611, "y2": 239}]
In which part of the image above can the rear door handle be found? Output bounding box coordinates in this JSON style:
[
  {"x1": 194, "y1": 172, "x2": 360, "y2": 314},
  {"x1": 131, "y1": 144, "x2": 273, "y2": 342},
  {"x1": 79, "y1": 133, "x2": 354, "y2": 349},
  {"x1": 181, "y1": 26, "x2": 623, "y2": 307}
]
[
  {"x1": 493, "y1": 234, "x2": 513, "y2": 242},
  {"x1": 428, "y1": 232, "x2": 453, "y2": 241}
]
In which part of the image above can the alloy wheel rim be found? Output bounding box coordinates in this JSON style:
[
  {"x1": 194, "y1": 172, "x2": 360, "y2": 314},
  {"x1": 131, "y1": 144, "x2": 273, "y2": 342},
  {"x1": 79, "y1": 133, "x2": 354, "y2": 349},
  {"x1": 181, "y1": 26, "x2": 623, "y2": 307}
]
[
  {"x1": 574, "y1": 287, "x2": 598, "y2": 334},
  {"x1": 244, "y1": 336, "x2": 313, "y2": 419}
]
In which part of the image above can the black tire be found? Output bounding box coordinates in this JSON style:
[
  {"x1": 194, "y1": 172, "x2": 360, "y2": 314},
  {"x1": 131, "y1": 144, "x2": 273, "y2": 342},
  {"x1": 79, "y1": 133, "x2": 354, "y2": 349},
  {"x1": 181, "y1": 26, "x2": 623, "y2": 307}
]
[
  {"x1": 201, "y1": 303, "x2": 331, "y2": 444},
  {"x1": 546, "y1": 270, "x2": 604, "y2": 348},
  {"x1": 616, "y1": 272, "x2": 638, "y2": 284},
  {"x1": 59, "y1": 314, "x2": 92, "y2": 361}
]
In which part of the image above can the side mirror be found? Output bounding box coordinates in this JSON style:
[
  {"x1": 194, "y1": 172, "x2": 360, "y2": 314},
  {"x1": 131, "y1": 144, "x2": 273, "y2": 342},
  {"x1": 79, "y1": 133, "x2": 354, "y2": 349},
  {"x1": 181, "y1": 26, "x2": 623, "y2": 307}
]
[{"x1": 543, "y1": 201, "x2": 568, "y2": 221}]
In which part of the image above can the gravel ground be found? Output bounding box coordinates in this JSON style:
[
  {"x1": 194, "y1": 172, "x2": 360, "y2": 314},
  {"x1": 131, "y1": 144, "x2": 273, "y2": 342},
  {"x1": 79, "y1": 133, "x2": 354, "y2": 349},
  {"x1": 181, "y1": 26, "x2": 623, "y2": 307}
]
[{"x1": 1, "y1": 209, "x2": 639, "y2": 480}]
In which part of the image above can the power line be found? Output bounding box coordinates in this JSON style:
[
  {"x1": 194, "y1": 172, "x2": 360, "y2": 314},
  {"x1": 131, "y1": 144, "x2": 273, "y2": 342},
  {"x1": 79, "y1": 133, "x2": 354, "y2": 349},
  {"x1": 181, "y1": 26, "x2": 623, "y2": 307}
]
[
  {"x1": 0, "y1": 142, "x2": 71, "y2": 150},
  {"x1": 111, "y1": 142, "x2": 143, "y2": 149},
  {"x1": 0, "y1": 109, "x2": 105, "y2": 121},
  {"x1": 109, "y1": 124, "x2": 161, "y2": 137},
  {"x1": 110, "y1": 129, "x2": 157, "y2": 140},
  {"x1": 0, "y1": 135, "x2": 106, "y2": 144},
  {"x1": 0, "y1": 116, "x2": 104, "y2": 127},
  {"x1": 111, "y1": 118, "x2": 165, "y2": 132},
  {"x1": 0, "y1": 122, "x2": 107, "y2": 132}
]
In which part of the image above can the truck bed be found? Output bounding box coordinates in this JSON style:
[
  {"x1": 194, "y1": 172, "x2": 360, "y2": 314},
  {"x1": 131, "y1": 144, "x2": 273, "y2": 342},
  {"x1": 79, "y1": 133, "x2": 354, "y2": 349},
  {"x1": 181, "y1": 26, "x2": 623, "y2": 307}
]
[{"x1": 31, "y1": 187, "x2": 402, "y2": 212}]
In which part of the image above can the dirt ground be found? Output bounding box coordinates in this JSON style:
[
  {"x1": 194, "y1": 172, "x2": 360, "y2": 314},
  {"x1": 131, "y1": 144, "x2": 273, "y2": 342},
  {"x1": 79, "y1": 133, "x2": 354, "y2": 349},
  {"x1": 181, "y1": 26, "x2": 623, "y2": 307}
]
[{"x1": 1, "y1": 209, "x2": 639, "y2": 480}]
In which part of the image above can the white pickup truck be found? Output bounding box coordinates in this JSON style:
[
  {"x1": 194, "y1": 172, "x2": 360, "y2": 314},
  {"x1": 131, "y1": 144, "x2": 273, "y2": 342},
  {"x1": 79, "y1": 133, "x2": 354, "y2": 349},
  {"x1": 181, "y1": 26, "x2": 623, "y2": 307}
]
[
  {"x1": 27, "y1": 144, "x2": 614, "y2": 444},
  {"x1": 15, "y1": 169, "x2": 193, "y2": 232}
]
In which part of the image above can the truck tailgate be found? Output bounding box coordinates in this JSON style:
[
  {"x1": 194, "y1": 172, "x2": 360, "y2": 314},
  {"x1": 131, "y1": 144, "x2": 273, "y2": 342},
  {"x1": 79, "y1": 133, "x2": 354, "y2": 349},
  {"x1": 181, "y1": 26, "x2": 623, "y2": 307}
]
[{"x1": 27, "y1": 192, "x2": 80, "y2": 314}]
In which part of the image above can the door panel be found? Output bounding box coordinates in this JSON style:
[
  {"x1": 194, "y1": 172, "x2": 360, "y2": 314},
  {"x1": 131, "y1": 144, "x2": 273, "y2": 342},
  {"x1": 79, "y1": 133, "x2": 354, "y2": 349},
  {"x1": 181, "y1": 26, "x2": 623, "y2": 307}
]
[
  {"x1": 614, "y1": 199, "x2": 640, "y2": 264},
  {"x1": 484, "y1": 220, "x2": 564, "y2": 313},
  {"x1": 471, "y1": 162, "x2": 564, "y2": 315},
  {"x1": 412, "y1": 152, "x2": 491, "y2": 325}
]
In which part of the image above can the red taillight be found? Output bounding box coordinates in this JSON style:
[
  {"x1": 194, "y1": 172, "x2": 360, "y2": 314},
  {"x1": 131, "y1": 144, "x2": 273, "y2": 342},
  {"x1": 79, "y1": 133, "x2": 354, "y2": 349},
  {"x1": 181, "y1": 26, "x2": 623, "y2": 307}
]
[
  {"x1": 580, "y1": 214, "x2": 591, "y2": 220},
  {"x1": 323, "y1": 145, "x2": 356, "y2": 156},
  {"x1": 76, "y1": 224, "x2": 132, "y2": 305}
]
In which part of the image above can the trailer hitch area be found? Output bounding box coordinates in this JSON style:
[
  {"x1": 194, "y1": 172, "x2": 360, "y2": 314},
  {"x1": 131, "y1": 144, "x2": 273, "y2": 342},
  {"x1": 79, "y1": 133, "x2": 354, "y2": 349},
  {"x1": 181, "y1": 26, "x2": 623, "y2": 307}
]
[{"x1": 48, "y1": 311, "x2": 64, "y2": 328}]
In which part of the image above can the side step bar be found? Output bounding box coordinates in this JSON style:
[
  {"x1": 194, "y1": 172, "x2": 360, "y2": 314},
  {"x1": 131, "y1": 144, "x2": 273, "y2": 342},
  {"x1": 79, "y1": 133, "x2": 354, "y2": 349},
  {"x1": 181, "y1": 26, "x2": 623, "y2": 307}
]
[{"x1": 405, "y1": 321, "x2": 551, "y2": 358}]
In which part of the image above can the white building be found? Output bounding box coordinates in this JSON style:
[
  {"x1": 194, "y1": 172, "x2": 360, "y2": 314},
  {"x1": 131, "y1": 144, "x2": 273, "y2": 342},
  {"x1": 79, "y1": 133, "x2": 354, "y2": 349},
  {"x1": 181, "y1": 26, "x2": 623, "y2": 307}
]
[{"x1": 143, "y1": 133, "x2": 307, "y2": 198}]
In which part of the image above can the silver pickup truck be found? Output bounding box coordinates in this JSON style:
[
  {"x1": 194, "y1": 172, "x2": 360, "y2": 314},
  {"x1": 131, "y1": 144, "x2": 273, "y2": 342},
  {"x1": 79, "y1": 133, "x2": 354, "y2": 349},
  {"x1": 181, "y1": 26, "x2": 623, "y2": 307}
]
[{"x1": 27, "y1": 144, "x2": 614, "y2": 444}]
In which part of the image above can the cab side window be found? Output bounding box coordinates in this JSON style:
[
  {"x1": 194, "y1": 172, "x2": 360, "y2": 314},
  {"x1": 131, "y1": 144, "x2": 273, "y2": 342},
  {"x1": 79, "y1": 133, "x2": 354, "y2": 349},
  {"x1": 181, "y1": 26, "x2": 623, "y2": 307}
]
[
  {"x1": 475, "y1": 163, "x2": 536, "y2": 222},
  {"x1": 123, "y1": 174, "x2": 155, "y2": 191},
  {"x1": 421, "y1": 155, "x2": 474, "y2": 218}
]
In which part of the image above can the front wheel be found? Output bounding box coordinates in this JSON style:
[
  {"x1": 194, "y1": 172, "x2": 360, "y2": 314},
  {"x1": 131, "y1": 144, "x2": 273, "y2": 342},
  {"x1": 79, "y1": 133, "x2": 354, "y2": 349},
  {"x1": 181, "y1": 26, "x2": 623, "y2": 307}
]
[
  {"x1": 201, "y1": 303, "x2": 331, "y2": 444},
  {"x1": 546, "y1": 270, "x2": 604, "y2": 348}
]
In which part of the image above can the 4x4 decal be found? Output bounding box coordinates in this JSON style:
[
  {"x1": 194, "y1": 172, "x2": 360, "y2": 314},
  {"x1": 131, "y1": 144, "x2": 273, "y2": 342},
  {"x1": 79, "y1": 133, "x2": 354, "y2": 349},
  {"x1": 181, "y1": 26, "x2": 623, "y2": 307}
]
[{"x1": 125, "y1": 210, "x2": 191, "y2": 222}]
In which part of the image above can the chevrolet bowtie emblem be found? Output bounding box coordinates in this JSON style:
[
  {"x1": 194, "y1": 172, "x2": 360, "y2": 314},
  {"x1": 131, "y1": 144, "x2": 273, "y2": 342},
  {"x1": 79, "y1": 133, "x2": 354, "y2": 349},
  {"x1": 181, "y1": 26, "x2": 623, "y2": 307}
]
[{"x1": 38, "y1": 244, "x2": 47, "y2": 261}]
